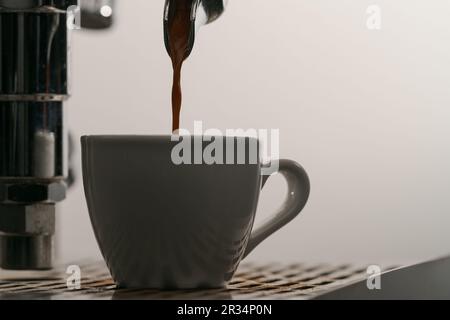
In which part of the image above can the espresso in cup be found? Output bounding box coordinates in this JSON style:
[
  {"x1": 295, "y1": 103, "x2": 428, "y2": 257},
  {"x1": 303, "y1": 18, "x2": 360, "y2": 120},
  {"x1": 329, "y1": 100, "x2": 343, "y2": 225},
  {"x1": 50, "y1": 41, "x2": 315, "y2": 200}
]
[{"x1": 81, "y1": 135, "x2": 309, "y2": 289}]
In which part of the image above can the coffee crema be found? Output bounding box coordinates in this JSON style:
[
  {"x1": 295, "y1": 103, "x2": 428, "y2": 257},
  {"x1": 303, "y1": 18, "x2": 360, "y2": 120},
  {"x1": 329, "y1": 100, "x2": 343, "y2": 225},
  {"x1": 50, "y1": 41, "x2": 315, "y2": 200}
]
[{"x1": 166, "y1": 0, "x2": 194, "y2": 132}]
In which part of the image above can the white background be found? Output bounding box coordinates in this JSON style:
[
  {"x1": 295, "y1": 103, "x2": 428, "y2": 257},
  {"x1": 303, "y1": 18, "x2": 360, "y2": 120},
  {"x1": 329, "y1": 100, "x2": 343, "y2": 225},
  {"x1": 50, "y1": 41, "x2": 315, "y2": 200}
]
[{"x1": 59, "y1": 0, "x2": 450, "y2": 267}]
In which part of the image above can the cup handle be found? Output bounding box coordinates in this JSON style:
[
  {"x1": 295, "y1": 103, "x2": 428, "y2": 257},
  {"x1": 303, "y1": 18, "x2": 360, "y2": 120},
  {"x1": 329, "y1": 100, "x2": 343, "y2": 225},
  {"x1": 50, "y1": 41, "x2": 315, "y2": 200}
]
[{"x1": 243, "y1": 159, "x2": 310, "y2": 259}]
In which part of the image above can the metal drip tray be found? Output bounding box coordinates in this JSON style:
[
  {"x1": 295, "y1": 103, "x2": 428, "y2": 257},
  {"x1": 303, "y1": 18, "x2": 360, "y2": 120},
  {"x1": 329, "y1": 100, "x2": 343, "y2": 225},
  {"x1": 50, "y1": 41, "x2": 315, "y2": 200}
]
[{"x1": 0, "y1": 261, "x2": 389, "y2": 300}]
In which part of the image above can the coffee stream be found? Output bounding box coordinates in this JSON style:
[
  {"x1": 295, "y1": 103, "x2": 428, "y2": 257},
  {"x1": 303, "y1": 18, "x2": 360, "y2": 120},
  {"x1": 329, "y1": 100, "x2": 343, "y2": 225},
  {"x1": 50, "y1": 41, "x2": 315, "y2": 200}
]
[{"x1": 167, "y1": 0, "x2": 194, "y2": 132}]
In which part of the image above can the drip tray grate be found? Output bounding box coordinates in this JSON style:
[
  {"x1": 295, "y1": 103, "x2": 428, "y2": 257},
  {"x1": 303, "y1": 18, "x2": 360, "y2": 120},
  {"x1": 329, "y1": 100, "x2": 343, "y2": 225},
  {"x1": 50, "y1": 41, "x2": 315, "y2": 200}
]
[{"x1": 0, "y1": 262, "x2": 395, "y2": 300}]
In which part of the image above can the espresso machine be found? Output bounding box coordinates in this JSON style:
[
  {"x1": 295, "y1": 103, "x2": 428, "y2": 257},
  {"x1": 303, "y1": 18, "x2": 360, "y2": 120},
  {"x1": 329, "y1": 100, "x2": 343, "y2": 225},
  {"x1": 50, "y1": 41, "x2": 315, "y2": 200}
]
[{"x1": 0, "y1": 0, "x2": 114, "y2": 270}]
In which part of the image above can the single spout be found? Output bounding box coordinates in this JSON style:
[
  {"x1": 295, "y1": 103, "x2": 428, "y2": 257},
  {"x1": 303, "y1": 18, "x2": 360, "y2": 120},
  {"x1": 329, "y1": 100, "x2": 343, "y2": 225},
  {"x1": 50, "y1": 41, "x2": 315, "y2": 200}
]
[{"x1": 163, "y1": 0, "x2": 227, "y2": 59}]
